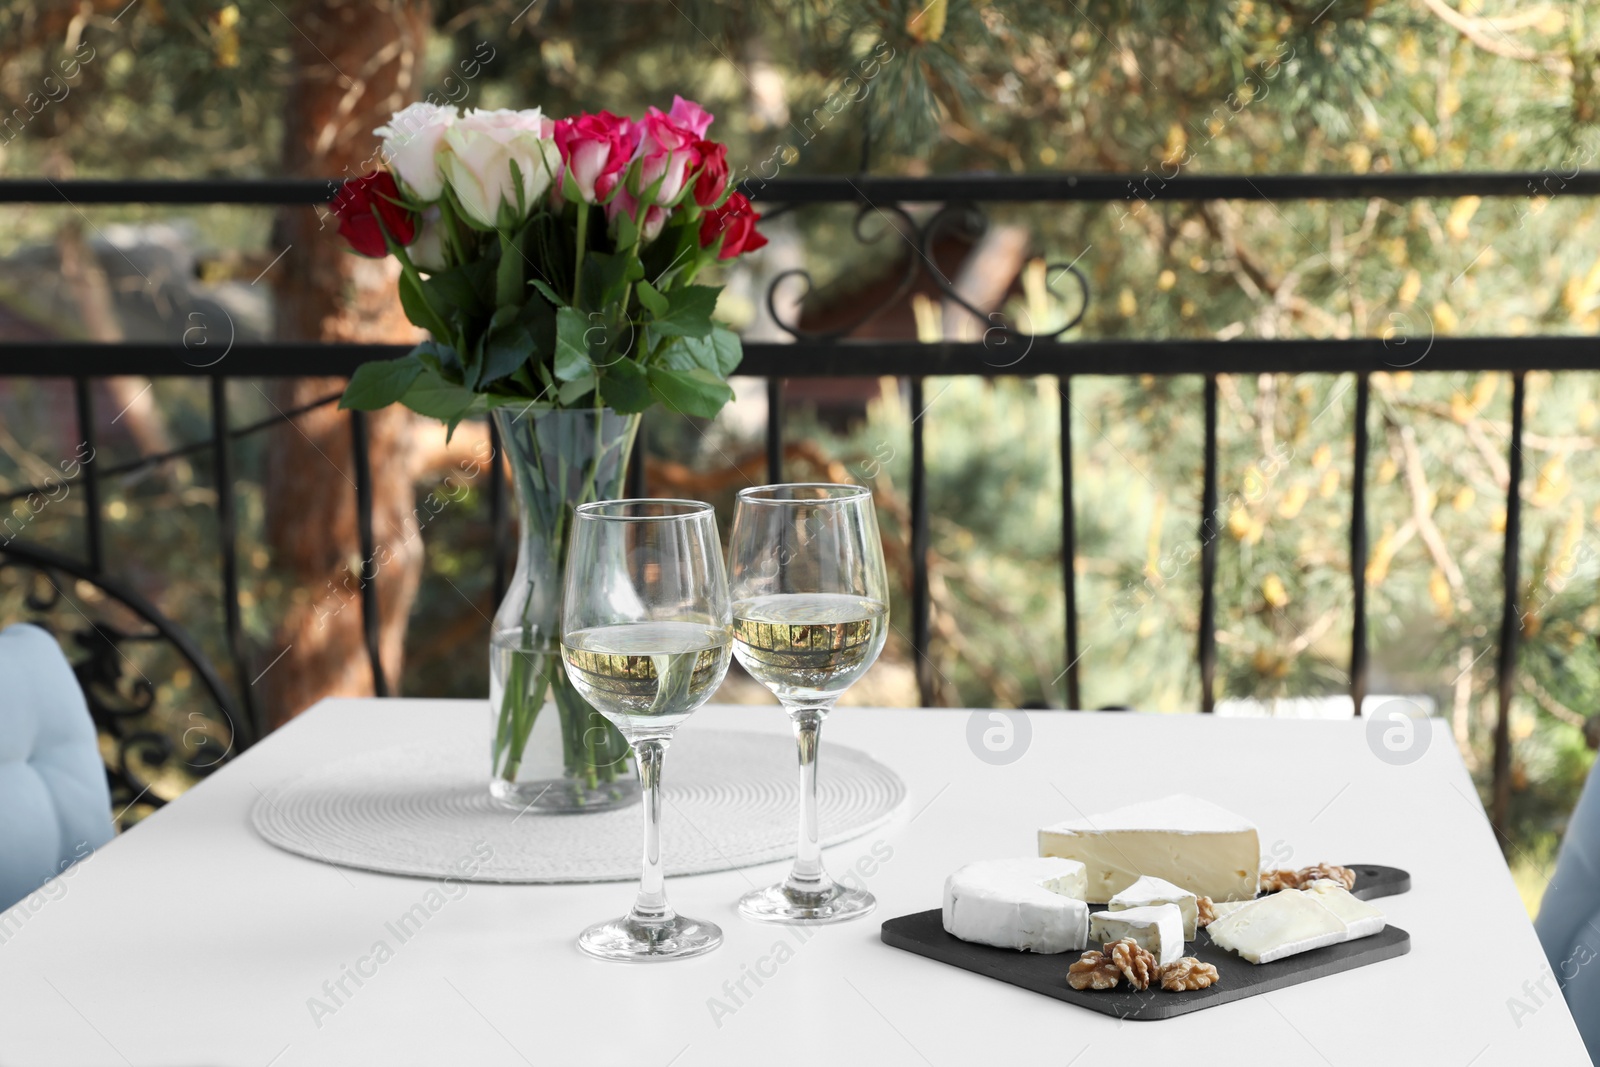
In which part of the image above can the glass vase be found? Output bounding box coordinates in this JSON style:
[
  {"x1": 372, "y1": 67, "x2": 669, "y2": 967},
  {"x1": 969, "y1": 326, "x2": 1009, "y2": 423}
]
[{"x1": 489, "y1": 406, "x2": 641, "y2": 812}]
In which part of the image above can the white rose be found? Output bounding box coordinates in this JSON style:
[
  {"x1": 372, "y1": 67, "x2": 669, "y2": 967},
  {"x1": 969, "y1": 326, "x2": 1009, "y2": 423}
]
[
  {"x1": 441, "y1": 107, "x2": 559, "y2": 229},
  {"x1": 374, "y1": 103, "x2": 457, "y2": 201}
]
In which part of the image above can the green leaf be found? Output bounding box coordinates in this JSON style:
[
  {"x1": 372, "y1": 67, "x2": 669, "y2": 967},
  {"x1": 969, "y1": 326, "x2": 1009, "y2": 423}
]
[
  {"x1": 507, "y1": 157, "x2": 527, "y2": 220},
  {"x1": 648, "y1": 284, "x2": 719, "y2": 338},
  {"x1": 554, "y1": 306, "x2": 595, "y2": 382},
  {"x1": 600, "y1": 358, "x2": 652, "y2": 413},
  {"x1": 528, "y1": 277, "x2": 567, "y2": 308},
  {"x1": 399, "y1": 270, "x2": 452, "y2": 341},
  {"x1": 704, "y1": 325, "x2": 743, "y2": 376},
  {"x1": 482, "y1": 323, "x2": 534, "y2": 386},
  {"x1": 558, "y1": 374, "x2": 597, "y2": 406},
  {"x1": 582, "y1": 250, "x2": 644, "y2": 312},
  {"x1": 496, "y1": 231, "x2": 525, "y2": 308},
  {"x1": 636, "y1": 279, "x2": 669, "y2": 318},
  {"x1": 509, "y1": 364, "x2": 540, "y2": 395},
  {"x1": 340, "y1": 354, "x2": 422, "y2": 410},
  {"x1": 647, "y1": 365, "x2": 734, "y2": 419},
  {"x1": 515, "y1": 292, "x2": 557, "y2": 360},
  {"x1": 656, "y1": 336, "x2": 697, "y2": 372},
  {"x1": 613, "y1": 209, "x2": 639, "y2": 254},
  {"x1": 411, "y1": 340, "x2": 461, "y2": 382},
  {"x1": 422, "y1": 263, "x2": 490, "y2": 327},
  {"x1": 484, "y1": 393, "x2": 551, "y2": 412},
  {"x1": 640, "y1": 218, "x2": 701, "y2": 286},
  {"x1": 400, "y1": 366, "x2": 485, "y2": 423},
  {"x1": 658, "y1": 326, "x2": 742, "y2": 377}
]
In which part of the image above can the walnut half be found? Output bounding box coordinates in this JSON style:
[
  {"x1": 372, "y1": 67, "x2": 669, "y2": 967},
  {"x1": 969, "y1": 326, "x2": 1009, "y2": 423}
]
[
  {"x1": 1260, "y1": 863, "x2": 1359, "y2": 894},
  {"x1": 1258, "y1": 868, "x2": 1301, "y2": 893},
  {"x1": 1160, "y1": 957, "x2": 1221, "y2": 992},
  {"x1": 1299, "y1": 862, "x2": 1357, "y2": 891},
  {"x1": 1108, "y1": 937, "x2": 1158, "y2": 990},
  {"x1": 1067, "y1": 949, "x2": 1122, "y2": 991},
  {"x1": 1196, "y1": 895, "x2": 1217, "y2": 928}
]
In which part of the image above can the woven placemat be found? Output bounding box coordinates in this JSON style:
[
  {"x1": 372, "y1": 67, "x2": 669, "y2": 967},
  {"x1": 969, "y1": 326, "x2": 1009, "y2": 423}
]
[{"x1": 250, "y1": 729, "x2": 907, "y2": 883}]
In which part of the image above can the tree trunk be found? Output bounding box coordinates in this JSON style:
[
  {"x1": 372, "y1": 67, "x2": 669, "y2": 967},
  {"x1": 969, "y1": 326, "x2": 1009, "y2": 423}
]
[{"x1": 263, "y1": 0, "x2": 431, "y2": 726}]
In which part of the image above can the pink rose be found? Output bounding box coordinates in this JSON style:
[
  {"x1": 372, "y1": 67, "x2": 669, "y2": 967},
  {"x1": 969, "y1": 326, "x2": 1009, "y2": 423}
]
[
  {"x1": 554, "y1": 110, "x2": 633, "y2": 204},
  {"x1": 606, "y1": 189, "x2": 669, "y2": 243},
  {"x1": 632, "y1": 109, "x2": 697, "y2": 206},
  {"x1": 692, "y1": 140, "x2": 728, "y2": 208},
  {"x1": 666, "y1": 95, "x2": 714, "y2": 140}
]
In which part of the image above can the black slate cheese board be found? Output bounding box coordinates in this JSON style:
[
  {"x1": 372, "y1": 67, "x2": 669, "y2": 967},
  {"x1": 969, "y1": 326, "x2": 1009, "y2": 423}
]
[{"x1": 880, "y1": 864, "x2": 1411, "y2": 1021}]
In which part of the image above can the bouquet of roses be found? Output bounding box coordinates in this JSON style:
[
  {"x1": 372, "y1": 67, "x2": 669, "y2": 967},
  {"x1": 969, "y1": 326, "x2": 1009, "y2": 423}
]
[{"x1": 333, "y1": 96, "x2": 766, "y2": 428}]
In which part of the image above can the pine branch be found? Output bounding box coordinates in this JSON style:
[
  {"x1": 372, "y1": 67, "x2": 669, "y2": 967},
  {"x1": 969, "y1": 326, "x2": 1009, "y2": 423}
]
[{"x1": 1417, "y1": 0, "x2": 1560, "y2": 65}]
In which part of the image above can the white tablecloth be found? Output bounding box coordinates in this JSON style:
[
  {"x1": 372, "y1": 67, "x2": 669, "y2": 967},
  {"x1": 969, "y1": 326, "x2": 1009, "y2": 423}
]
[{"x1": 0, "y1": 698, "x2": 1585, "y2": 1066}]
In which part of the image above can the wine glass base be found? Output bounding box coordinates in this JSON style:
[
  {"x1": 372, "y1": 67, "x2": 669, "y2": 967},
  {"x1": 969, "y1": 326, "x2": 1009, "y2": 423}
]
[
  {"x1": 577, "y1": 914, "x2": 723, "y2": 962},
  {"x1": 737, "y1": 882, "x2": 876, "y2": 925}
]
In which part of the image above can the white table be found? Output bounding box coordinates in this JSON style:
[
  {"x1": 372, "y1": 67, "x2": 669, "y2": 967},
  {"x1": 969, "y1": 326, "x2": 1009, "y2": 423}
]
[{"x1": 0, "y1": 699, "x2": 1587, "y2": 1067}]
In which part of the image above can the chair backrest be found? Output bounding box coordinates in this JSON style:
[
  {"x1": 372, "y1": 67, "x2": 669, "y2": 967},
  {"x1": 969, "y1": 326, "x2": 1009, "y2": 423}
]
[
  {"x1": 0, "y1": 623, "x2": 115, "y2": 912},
  {"x1": 1536, "y1": 763, "x2": 1600, "y2": 1059}
]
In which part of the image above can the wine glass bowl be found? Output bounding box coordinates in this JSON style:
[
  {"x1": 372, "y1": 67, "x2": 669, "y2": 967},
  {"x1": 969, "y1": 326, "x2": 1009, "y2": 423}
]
[
  {"x1": 727, "y1": 484, "x2": 890, "y2": 925},
  {"x1": 561, "y1": 499, "x2": 732, "y2": 961}
]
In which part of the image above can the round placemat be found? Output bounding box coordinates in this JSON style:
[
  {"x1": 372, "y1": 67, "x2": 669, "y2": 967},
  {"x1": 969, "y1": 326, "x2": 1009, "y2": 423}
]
[{"x1": 250, "y1": 729, "x2": 907, "y2": 883}]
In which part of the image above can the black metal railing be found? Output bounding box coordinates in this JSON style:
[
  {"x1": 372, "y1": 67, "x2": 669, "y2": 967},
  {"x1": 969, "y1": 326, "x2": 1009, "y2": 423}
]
[{"x1": 2, "y1": 171, "x2": 1596, "y2": 835}]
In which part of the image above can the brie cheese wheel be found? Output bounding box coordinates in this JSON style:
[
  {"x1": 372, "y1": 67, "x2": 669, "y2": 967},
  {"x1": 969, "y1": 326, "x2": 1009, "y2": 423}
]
[
  {"x1": 1038, "y1": 793, "x2": 1261, "y2": 903},
  {"x1": 1303, "y1": 879, "x2": 1387, "y2": 939},
  {"x1": 942, "y1": 858, "x2": 1090, "y2": 953},
  {"x1": 1205, "y1": 888, "x2": 1348, "y2": 964},
  {"x1": 1088, "y1": 903, "x2": 1185, "y2": 966},
  {"x1": 1109, "y1": 875, "x2": 1200, "y2": 939}
]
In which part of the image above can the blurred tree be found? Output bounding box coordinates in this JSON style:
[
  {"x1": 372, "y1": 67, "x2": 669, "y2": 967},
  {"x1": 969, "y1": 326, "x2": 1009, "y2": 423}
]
[{"x1": 261, "y1": 0, "x2": 430, "y2": 724}]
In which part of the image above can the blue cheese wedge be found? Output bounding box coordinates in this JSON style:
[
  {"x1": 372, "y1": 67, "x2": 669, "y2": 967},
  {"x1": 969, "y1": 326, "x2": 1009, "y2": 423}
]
[
  {"x1": 1039, "y1": 793, "x2": 1261, "y2": 903},
  {"x1": 942, "y1": 858, "x2": 1090, "y2": 953},
  {"x1": 1303, "y1": 879, "x2": 1387, "y2": 939},
  {"x1": 1088, "y1": 903, "x2": 1185, "y2": 966},
  {"x1": 1205, "y1": 888, "x2": 1348, "y2": 963},
  {"x1": 1109, "y1": 875, "x2": 1200, "y2": 939}
]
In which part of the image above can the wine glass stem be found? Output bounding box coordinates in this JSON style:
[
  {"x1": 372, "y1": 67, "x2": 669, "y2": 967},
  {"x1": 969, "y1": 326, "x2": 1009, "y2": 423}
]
[
  {"x1": 628, "y1": 738, "x2": 673, "y2": 925},
  {"x1": 785, "y1": 706, "x2": 833, "y2": 895}
]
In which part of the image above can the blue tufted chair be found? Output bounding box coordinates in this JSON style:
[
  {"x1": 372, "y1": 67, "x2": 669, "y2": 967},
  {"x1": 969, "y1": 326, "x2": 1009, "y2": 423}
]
[
  {"x1": 0, "y1": 623, "x2": 115, "y2": 912},
  {"x1": 1536, "y1": 762, "x2": 1600, "y2": 1061}
]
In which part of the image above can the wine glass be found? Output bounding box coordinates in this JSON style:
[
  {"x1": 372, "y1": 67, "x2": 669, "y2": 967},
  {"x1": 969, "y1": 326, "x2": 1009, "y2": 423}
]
[
  {"x1": 561, "y1": 499, "x2": 733, "y2": 961},
  {"x1": 727, "y1": 483, "x2": 889, "y2": 924}
]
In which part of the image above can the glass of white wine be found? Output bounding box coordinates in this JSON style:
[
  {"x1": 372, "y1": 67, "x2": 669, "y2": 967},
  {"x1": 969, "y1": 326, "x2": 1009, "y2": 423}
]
[
  {"x1": 727, "y1": 483, "x2": 889, "y2": 924},
  {"x1": 561, "y1": 499, "x2": 733, "y2": 961}
]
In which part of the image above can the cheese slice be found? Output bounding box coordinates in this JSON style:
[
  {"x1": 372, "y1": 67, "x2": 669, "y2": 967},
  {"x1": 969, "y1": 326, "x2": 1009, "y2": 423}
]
[
  {"x1": 942, "y1": 858, "x2": 1090, "y2": 953},
  {"x1": 1038, "y1": 793, "x2": 1261, "y2": 903},
  {"x1": 1208, "y1": 898, "x2": 1255, "y2": 922},
  {"x1": 1303, "y1": 879, "x2": 1387, "y2": 939},
  {"x1": 1088, "y1": 903, "x2": 1185, "y2": 966},
  {"x1": 1205, "y1": 888, "x2": 1347, "y2": 963},
  {"x1": 1109, "y1": 875, "x2": 1199, "y2": 939}
]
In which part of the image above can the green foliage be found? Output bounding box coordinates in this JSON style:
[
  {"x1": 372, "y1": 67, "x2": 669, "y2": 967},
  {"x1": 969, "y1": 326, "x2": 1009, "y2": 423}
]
[
  {"x1": 340, "y1": 356, "x2": 423, "y2": 410},
  {"x1": 336, "y1": 193, "x2": 737, "y2": 424}
]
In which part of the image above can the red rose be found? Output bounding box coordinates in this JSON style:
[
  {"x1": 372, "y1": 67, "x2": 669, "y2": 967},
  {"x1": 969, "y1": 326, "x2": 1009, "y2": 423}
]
[
  {"x1": 698, "y1": 191, "x2": 767, "y2": 260},
  {"x1": 691, "y1": 140, "x2": 728, "y2": 208},
  {"x1": 331, "y1": 170, "x2": 416, "y2": 258}
]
